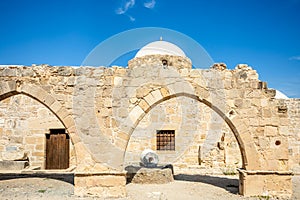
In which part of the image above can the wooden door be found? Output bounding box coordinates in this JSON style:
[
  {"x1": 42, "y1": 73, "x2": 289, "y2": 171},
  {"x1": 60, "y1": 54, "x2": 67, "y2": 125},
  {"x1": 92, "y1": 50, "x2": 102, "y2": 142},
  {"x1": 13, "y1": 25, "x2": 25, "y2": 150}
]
[{"x1": 46, "y1": 129, "x2": 69, "y2": 169}]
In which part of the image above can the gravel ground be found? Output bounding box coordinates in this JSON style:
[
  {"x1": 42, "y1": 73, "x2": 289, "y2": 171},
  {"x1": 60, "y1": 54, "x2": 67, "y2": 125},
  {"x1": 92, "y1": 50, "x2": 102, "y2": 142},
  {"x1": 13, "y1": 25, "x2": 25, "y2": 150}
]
[{"x1": 0, "y1": 175, "x2": 299, "y2": 200}]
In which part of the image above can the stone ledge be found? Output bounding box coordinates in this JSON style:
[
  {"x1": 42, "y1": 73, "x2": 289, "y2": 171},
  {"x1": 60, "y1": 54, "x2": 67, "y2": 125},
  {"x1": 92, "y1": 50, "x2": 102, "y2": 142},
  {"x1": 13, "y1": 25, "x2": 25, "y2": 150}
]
[
  {"x1": 0, "y1": 161, "x2": 29, "y2": 170},
  {"x1": 75, "y1": 171, "x2": 126, "y2": 176},
  {"x1": 125, "y1": 165, "x2": 174, "y2": 184},
  {"x1": 74, "y1": 172, "x2": 127, "y2": 198},
  {"x1": 237, "y1": 168, "x2": 293, "y2": 175},
  {"x1": 238, "y1": 169, "x2": 293, "y2": 197}
]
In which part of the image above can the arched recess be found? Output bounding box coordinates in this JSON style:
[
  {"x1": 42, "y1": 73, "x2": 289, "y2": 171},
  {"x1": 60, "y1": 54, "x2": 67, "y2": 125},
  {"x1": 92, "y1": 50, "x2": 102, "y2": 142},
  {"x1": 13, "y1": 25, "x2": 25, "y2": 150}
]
[
  {"x1": 0, "y1": 82, "x2": 84, "y2": 167},
  {"x1": 123, "y1": 92, "x2": 260, "y2": 170}
]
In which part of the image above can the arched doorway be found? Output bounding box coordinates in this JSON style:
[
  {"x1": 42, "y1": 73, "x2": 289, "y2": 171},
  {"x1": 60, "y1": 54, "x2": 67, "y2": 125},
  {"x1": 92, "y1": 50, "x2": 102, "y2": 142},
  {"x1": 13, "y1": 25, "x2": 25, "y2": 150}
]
[
  {"x1": 0, "y1": 81, "x2": 81, "y2": 168},
  {"x1": 124, "y1": 94, "x2": 243, "y2": 173},
  {"x1": 0, "y1": 93, "x2": 76, "y2": 169},
  {"x1": 121, "y1": 92, "x2": 262, "y2": 196},
  {"x1": 123, "y1": 93, "x2": 250, "y2": 168}
]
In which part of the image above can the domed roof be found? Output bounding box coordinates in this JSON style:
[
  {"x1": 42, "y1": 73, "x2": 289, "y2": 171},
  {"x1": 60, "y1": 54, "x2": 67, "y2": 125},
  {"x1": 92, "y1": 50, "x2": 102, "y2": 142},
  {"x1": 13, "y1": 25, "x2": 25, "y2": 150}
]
[
  {"x1": 135, "y1": 40, "x2": 186, "y2": 58},
  {"x1": 275, "y1": 90, "x2": 289, "y2": 99}
]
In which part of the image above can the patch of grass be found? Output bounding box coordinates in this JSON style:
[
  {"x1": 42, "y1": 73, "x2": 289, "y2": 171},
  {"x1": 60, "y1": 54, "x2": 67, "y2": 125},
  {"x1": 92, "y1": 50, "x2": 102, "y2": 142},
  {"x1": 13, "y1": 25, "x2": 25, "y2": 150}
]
[
  {"x1": 37, "y1": 189, "x2": 47, "y2": 193},
  {"x1": 222, "y1": 167, "x2": 237, "y2": 175},
  {"x1": 258, "y1": 195, "x2": 270, "y2": 200},
  {"x1": 223, "y1": 171, "x2": 236, "y2": 175}
]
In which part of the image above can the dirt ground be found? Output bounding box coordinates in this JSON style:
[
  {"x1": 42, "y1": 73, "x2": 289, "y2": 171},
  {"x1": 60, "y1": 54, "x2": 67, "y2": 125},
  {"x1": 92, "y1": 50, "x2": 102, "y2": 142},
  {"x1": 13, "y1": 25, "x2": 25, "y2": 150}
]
[{"x1": 0, "y1": 174, "x2": 299, "y2": 200}]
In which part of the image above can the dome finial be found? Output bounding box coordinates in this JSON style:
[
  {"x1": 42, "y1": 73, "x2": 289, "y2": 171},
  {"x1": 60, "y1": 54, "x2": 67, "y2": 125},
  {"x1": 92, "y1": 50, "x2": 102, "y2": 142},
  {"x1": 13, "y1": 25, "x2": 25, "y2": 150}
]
[{"x1": 160, "y1": 36, "x2": 163, "y2": 41}]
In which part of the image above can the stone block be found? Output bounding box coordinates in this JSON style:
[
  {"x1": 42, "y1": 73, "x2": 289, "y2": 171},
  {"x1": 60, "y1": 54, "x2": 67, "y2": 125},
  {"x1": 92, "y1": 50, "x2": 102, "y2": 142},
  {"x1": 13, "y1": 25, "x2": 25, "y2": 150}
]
[
  {"x1": 114, "y1": 138, "x2": 127, "y2": 150},
  {"x1": 58, "y1": 67, "x2": 73, "y2": 76},
  {"x1": 92, "y1": 163, "x2": 110, "y2": 172},
  {"x1": 171, "y1": 81, "x2": 185, "y2": 94},
  {"x1": 160, "y1": 87, "x2": 169, "y2": 97},
  {"x1": 190, "y1": 69, "x2": 202, "y2": 78},
  {"x1": 0, "y1": 68, "x2": 17, "y2": 77},
  {"x1": 151, "y1": 90, "x2": 163, "y2": 102},
  {"x1": 35, "y1": 89, "x2": 49, "y2": 102},
  {"x1": 0, "y1": 160, "x2": 29, "y2": 170},
  {"x1": 278, "y1": 126, "x2": 289, "y2": 136},
  {"x1": 74, "y1": 174, "x2": 126, "y2": 198},
  {"x1": 19, "y1": 84, "x2": 35, "y2": 96},
  {"x1": 68, "y1": 128, "x2": 81, "y2": 145},
  {"x1": 99, "y1": 175, "x2": 126, "y2": 187},
  {"x1": 35, "y1": 144, "x2": 44, "y2": 151},
  {"x1": 195, "y1": 87, "x2": 209, "y2": 99},
  {"x1": 239, "y1": 170, "x2": 293, "y2": 198},
  {"x1": 262, "y1": 108, "x2": 272, "y2": 118},
  {"x1": 114, "y1": 77, "x2": 123, "y2": 86},
  {"x1": 136, "y1": 87, "x2": 151, "y2": 98},
  {"x1": 7, "y1": 80, "x2": 17, "y2": 91},
  {"x1": 127, "y1": 167, "x2": 174, "y2": 184},
  {"x1": 106, "y1": 186, "x2": 127, "y2": 198},
  {"x1": 138, "y1": 99, "x2": 150, "y2": 111},
  {"x1": 258, "y1": 137, "x2": 269, "y2": 149},
  {"x1": 279, "y1": 118, "x2": 290, "y2": 126},
  {"x1": 49, "y1": 101, "x2": 63, "y2": 113},
  {"x1": 144, "y1": 93, "x2": 156, "y2": 107},
  {"x1": 74, "y1": 142, "x2": 92, "y2": 164},
  {"x1": 63, "y1": 115, "x2": 75, "y2": 129},
  {"x1": 264, "y1": 126, "x2": 278, "y2": 137},
  {"x1": 117, "y1": 107, "x2": 128, "y2": 118},
  {"x1": 129, "y1": 105, "x2": 144, "y2": 124},
  {"x1": 25, "y1": 137, "x2": 37, "y2": 144},
  {"x1": 32, "y1": 151, "x2": 44, "y2": 157},
  {"x1": 117, "y1": 131, "x2": 130, "y2": 141}
]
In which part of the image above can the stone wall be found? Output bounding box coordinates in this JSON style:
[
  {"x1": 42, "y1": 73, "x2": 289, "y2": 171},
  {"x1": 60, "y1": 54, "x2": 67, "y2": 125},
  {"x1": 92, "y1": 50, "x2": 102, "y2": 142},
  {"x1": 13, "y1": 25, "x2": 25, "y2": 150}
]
[
  {"x1": 125, "y1": 96, "x2": 242, "y2": 173},
  {"x1": 285, "y1": 99, "x2": 300, "y2": 173},
  {"x1": 0, "y1": 94, "x2": 76, "y2": 168},
  {"x1": 0, "y1": 56, "x2": 298, "y2": 197}
]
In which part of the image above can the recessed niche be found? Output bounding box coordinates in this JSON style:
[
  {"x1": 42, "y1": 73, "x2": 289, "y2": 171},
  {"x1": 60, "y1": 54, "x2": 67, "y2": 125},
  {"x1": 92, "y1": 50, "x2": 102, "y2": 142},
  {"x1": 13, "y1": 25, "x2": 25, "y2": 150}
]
[
  {"x1": 228, "y1": 110, "x2": 236, "y2": 117},
  {"x1": 162, "y1": 59, "x2": 168, "y2": 66},
  {"x1": 275, "y1": 140, "x2": 281, "y2": 146},
  {"x1": 278, "y1": 106, "x2": 288, "y2": 113}
]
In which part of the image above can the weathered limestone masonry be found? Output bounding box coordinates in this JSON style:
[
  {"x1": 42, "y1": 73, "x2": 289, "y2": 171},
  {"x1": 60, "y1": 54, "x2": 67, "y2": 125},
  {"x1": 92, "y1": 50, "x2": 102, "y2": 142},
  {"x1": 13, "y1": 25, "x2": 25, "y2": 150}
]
[{"x1": 0, "y1": 54, "x2": 299, "y2": 198}]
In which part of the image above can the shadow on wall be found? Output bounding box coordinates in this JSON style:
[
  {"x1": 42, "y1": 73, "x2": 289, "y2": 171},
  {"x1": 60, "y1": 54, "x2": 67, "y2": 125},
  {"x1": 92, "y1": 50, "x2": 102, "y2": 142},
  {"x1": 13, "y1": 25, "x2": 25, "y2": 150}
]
[
  {"x1": 0, "y1": 173, "x2": 74, "y2": 185},
  {"x1": 174, "y1": 174, "x2": 239, "y2": 194}
]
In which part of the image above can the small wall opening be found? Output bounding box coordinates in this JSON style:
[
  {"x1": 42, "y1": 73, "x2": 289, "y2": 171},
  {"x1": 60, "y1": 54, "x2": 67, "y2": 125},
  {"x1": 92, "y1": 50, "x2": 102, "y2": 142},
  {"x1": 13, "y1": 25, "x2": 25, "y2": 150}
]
[
  {"x1": 156, "y1": 130, "x2": 175, "y2": 151},
  {"x1": 162, "y1": 59, "x2": 168, "y2": 66}
]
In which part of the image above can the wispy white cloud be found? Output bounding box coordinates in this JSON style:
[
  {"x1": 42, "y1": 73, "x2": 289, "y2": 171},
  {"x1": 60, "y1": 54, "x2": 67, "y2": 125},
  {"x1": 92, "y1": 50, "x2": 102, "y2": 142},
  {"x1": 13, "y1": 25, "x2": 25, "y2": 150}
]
[
  {"x1": 289, "y1": 56, "x2": 300, "y2": 61},
  {"x1": 115, "y1": 0, "x2": 136, "y2": 15},
  {"x1": 144, "y1": 0, "x2": 156, "y2": 9},
  {"x1": 115, "y1": 0, "x2": 156, "y2": 21},
  {"x1": 129, "y1": 15, "x2": 136, "y2": 21}
]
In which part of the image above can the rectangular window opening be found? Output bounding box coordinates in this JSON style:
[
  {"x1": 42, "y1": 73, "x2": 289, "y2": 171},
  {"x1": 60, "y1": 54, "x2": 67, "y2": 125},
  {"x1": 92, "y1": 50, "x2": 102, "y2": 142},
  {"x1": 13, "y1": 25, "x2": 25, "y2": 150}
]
[{"x1": 156, "y1": 130, "x2": 175, "y2": 151}]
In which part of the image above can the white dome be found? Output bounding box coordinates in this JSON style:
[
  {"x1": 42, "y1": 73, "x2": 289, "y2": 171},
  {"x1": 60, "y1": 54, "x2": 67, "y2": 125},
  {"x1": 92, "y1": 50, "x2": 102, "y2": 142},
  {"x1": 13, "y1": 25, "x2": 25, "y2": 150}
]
[
  {"x1": 135, "y1": 40, "x2": 186, "y2": 58},
  {"x1": 275, "y1": 90, "x2": 289, "y2": 99}
]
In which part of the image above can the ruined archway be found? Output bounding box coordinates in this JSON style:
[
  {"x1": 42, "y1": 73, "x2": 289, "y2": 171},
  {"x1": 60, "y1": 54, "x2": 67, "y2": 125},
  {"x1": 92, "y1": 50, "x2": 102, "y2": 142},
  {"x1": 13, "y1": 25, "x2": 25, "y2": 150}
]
[
  {"x1": 0, "y1": 81, "x2": 95, "y2": 169},
  {"x1": 122, "y1": 92, "x2": 261, "y2": 171},
  {"x1": 121, "y1": 91, "x2": 264, "y2": 196},
  {"x1": 0, "y1": 92, "x2": 76, "y2": 169},
  {"x1": 0, "y1": 93, "x2": 74, "y2": 168}
]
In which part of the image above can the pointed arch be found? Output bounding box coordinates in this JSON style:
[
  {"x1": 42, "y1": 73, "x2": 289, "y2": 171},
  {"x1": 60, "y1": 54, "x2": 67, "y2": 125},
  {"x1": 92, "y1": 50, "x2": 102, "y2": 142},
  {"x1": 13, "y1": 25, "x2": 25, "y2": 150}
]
[
  {"x1": 0, "y1": 81, "x2": 82, "y2": 167},
  {"x1": 123, "y1": 92, "x2": 260, "y2": 170}
]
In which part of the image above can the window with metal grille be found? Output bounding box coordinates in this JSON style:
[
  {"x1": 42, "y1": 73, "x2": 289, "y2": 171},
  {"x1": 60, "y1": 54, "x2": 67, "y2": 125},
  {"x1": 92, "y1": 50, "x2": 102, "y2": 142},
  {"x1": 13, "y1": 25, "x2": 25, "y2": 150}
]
[{"x1": 156, "y1": 130, "x2": 175, "y2": 151}]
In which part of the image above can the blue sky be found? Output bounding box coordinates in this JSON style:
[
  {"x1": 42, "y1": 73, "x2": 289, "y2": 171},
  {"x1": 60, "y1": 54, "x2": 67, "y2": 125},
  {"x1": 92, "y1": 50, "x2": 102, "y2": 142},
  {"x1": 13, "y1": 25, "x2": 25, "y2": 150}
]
[{"x1": 0, "y1": 0, "x2": 299, "y2": 97}]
